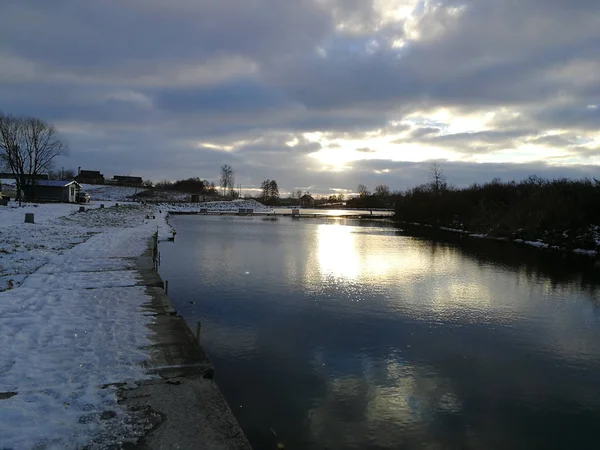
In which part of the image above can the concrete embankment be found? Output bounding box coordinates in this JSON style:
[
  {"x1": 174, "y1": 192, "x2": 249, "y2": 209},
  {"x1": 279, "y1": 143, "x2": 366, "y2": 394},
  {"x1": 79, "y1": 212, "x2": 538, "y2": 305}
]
[{"x1": 122, "y1": 241, "x2": 251, "y2": 449}]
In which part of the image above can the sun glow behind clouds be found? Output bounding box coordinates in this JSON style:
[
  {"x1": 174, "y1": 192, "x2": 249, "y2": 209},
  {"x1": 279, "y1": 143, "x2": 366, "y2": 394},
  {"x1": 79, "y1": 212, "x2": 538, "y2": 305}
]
[
  {"x1": 303, "y1": 110, "x2": 478, "y2": 170},
  {"x1": 303, "y1": 105, "x2": 597, "y2": 171}
]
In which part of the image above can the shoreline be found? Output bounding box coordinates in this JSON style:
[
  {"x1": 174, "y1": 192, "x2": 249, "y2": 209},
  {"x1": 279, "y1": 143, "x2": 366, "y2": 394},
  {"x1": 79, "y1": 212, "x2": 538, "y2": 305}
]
[
  {"x1": 396, "y1": 221, "x2": 599, "y2": 258},
  {"x1": 0, "y1": 202, "x2": 251, "y2": 449},
  {"x1": 119, "y1": 236, "x2": 251, "y2": 449}
]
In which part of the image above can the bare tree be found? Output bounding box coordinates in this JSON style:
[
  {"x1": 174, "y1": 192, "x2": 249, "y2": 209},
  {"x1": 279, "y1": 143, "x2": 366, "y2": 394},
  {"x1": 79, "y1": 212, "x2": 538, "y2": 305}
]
[
  {"x1": 357, "y1": 184, "x2": 370, "y2": 197},
  {"x1": 374, "y1": 184, "x2": 391, "y2": 197},
  {"x1": 429, "y1": 162, "x2": 447, "y2": 194},
  {"x1": 62, "y1": 168, "x2": 76, "y2": 179},
  {"x1": 220, "y1": 164, "x2": 234, "y2": 197},
  {"x1": 0, "y1": 113, "x2": 68, "y2": 204}
]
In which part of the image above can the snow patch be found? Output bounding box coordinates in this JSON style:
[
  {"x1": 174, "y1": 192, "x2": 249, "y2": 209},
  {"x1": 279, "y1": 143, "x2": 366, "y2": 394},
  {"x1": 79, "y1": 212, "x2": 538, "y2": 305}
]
[
  {"x1": 162, "y1": 199, "x2": 272, "y2": 213},
  {"x1": 574, "y1": 248, "x2": 598, "y2": 256},
  {"x1": 0, "y1": 202, "x2": 172, "y2": 448}
]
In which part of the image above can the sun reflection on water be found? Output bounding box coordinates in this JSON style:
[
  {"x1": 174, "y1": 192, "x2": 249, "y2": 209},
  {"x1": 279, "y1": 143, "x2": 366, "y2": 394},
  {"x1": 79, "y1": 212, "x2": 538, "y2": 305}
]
[
  {"x1": 317, "y1": 224, "x2": 361, "y2": 280},
  {"x1": 315, "y1": 223, "x2": 426, "y2": 282}
]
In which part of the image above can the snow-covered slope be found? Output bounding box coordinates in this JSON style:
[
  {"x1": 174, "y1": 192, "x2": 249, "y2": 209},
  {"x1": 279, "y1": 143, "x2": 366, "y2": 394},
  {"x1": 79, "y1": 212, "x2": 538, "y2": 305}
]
[
  {"x1": 161, "y1": 199, "x2": 272, "y2": 213},
  {"x1": 80, "y1": 184, "x2": 146, "y2": 202}
]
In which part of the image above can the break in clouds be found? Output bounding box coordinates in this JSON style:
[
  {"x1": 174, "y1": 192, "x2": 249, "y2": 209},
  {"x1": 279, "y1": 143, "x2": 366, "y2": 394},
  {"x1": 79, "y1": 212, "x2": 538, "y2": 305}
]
[{"x1": 1, "y1": 0, "x2": 600, "y2": 194}]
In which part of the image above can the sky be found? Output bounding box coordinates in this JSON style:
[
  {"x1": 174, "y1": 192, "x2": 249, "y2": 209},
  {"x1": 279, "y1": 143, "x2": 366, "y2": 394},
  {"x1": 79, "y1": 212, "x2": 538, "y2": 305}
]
[{"x1": 1, "y1": 0, "x2": 600, "y2": 196}]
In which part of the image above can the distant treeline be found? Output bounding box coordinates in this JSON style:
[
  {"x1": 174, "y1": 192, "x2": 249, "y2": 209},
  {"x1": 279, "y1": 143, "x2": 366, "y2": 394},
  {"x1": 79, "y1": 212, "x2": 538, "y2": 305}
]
[
  {"x1": 394, "y1": 176, "x2": 600, "y2": 250},
  {"x1": 153, "y1": 177, "x2": 218, "y2": 194}
]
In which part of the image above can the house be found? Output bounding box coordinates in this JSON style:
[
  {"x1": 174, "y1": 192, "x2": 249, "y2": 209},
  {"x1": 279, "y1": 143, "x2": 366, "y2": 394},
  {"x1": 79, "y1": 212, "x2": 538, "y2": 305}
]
[
  {"x1": 113, "y1": 175, "x2": 143, "y2": 187},
  {"x1": 300, "y1": 194, "x2": 315, "y2": 207},
  {"x1": 76, "y1": 169, "x2": 104, "y2": 185},
  {"x1": 32, "y1": 180, "x2": 81, "y2": 203}
]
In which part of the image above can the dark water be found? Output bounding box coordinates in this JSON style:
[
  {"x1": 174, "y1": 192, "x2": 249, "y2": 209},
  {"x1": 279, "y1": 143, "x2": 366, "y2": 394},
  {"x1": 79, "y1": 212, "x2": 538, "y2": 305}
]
[{"x1": 159, "y1": 215, "x2": 600, "y2": 450}]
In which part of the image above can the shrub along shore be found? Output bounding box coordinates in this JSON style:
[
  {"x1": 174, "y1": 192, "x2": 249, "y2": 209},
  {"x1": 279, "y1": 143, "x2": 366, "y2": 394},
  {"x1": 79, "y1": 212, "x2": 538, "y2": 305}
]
[{"x1": 394, "y1": 176, "x2": 600, "y2": 255}]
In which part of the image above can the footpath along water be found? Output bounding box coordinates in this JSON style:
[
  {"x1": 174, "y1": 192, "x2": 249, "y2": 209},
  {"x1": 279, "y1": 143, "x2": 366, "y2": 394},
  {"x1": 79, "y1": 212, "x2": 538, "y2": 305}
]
[
  {"x1": 160, "y1": 214, "x2": 600, "y2": 450},
  {"x1": 0, "y1": 203, "x2": 249, "y2": 449}
]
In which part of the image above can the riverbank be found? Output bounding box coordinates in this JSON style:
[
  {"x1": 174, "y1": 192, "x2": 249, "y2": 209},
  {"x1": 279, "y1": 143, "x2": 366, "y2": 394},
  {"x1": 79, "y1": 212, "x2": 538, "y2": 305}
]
[
  {"x1": 158, "y1": 210, "x2": 600, "y2": 450},
  {"x1": 0, "y1": 202, "x2": 249, "y2": 448},
  {"x1": 397, "y1": 221, "x2": 600, "y2": 257}
]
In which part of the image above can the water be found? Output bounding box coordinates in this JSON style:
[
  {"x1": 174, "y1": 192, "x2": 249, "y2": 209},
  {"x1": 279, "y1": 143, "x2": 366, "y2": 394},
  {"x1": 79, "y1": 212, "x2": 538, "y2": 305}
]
[{"x1": 159, "y1": 215, "x2": 600, "y2": 450}]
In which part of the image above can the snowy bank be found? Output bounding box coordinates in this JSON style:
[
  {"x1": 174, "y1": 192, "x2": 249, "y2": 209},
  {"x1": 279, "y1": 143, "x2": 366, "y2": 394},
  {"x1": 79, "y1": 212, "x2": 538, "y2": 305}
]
[
  {"x1": 0, "y1": 203, "x2": 174, "y2": 448},
  {"x1": 399, "y1": 221, "x2": 600, "y2": 257},
  {"x1": 160, "y1": 199, "x2": 272, "y2": 213},
  {"x1": 80, "y1": 184, "x2": 146, "y2": 202}
]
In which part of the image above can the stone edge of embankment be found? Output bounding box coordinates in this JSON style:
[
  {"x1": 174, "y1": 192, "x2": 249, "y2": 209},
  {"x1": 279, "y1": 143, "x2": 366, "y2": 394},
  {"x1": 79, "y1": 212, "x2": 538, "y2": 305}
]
[{"x1": 117, "y1": 237, "x2": 252, "y2": 450}]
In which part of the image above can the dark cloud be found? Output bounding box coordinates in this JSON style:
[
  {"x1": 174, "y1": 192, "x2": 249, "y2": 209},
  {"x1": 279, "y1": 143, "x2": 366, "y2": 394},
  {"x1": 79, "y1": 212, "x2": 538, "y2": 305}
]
[
  {"x1": 0, "y1": 0, "x2": 331, "y2": 71},
  {"x1": 529, "y1": 135, "x2": 579, "y2": 148},
  {"x1": 2, "y1": 0, "x2": 600, "y2": 193},
  {"x1": 408, "y1": 127, "x2": 441, "y2": 139},
  {"x1": 532, "y1": 105, "x2": 600, "y2": 131},
  {"x1": 153, "y1": 80, "x2": 289, "y2": 114}
]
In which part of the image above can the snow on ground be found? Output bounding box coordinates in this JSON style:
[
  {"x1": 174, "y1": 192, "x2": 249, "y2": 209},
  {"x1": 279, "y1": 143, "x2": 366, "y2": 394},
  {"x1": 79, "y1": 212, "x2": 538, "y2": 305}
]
[
  {"x1": 161, "y1": 198, "x2": 272, "y2": 213},
  {"x1": 0, "y1": 203, "x2": 96, "y2": 289},
  {"x1": 0, "y1": 202, "x2": 172, "y2": 448},
  {"x1": 137, "y1": 190, "x2": 190, "y2": 202},
  {"x1": 0, "y1": 203, "x2": 154, "y2": 291},
  {"x1": 80, "y1": 184, "x2": 147, "y2": 202}
]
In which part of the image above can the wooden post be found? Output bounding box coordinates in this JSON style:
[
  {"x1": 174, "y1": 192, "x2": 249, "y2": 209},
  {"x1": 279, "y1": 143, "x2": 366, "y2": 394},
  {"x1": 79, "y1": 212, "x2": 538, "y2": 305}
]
[
  {"x1": 24, "y1": 213, "x2": 34, "y2": 224},
  {"x1": 196, "y1": 321, "x2": 201, "y2": 343}
]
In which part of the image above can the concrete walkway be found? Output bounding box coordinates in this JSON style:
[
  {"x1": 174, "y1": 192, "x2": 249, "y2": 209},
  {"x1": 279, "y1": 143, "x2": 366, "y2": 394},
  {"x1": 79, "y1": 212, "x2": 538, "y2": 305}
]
[
  {"x1": 1, "y1": 214, "x2": 250, "y2": 448},
  {"x1": 124, "y1": 252, "x2": 251, "y2": 449}
]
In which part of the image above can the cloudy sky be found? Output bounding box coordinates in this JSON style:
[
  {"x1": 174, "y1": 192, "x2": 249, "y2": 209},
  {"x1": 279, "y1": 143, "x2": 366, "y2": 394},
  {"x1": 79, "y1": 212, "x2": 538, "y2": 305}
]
[{"x1": 2, "y1": 0, "x2": 600, "y2": 195}]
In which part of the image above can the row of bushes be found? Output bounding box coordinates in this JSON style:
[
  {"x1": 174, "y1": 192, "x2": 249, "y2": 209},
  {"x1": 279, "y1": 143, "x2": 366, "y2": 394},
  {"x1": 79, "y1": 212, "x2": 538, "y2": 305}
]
[
  {"x1": 153, "y1": 177, "x2": 218, "y2": 194},
  {"x1": 394, "y1": 176, "x2": 600, "y2": 250}
]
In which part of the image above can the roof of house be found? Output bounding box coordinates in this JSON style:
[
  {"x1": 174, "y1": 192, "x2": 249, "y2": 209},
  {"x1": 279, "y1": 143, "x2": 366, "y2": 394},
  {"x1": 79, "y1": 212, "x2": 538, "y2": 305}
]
[
  {"x1": 114, "y1": 175, "x2": 142, "y2": 180},
  {"x1": 300, "y1": 194, "x2": 314, "y2": 200},
  {"x1": 78, "y1": 170, "x2": 104, "y2": 177},
  {"x1": 36, "y1": 180, "x2": 80, "y2": 188}
]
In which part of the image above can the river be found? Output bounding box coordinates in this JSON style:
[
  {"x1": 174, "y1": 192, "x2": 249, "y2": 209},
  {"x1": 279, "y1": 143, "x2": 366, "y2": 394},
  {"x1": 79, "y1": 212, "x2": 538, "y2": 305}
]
[{"x1": 159, "y1": 215, "x2": 600, "y2": 450}]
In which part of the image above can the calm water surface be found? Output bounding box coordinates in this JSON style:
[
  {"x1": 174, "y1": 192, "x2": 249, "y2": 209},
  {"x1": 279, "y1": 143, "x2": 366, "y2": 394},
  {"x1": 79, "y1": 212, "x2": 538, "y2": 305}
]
[{"x1": 159, "y1": 215, "x2": 600, "y2": 450}]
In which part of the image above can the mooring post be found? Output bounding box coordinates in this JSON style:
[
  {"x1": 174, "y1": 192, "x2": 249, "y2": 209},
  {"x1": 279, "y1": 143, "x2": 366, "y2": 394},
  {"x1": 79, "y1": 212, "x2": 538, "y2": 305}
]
[
  {"x1": 196, "y1": 321, "x2": 201, "y2": 343},
  {"x1": 164, "y1": 279, "x2": 168, "y2": 294}
]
